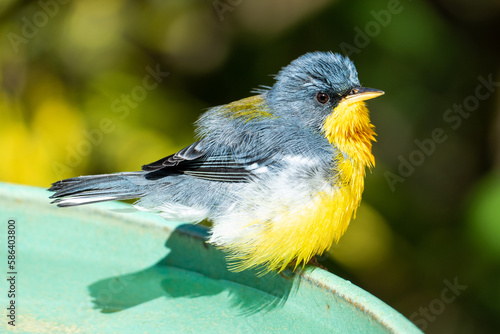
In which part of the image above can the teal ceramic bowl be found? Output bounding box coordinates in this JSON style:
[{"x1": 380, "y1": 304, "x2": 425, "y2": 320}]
[{"x1": 0, "y1": 183, "x2": 421, "y2": 333}]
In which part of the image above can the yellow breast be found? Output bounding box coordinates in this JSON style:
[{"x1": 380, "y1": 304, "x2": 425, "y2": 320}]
[
  {"x1": 220, "y1": 100, "x2": 376, "y2": 274},
  {"x1": 276, "y1": 100, "x2": 376, "y2": 271},
  {"x1": 323, "y1": 99, "x2": 376, "y2": 217}
]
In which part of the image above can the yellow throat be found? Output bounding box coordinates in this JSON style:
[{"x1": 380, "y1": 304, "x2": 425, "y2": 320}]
[{"x1": 322, "y1": 99, "x2": 376, "y2": 231}]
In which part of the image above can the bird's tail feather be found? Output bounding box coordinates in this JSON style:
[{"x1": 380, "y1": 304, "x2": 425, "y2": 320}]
[{"x1": 49, "y1": 172, "x2": 147, "y2": 207}]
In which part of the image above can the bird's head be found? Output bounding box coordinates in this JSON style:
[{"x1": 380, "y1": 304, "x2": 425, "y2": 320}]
[{"x1": 267, "y1": 52, "x2": 384, "y2": 133}]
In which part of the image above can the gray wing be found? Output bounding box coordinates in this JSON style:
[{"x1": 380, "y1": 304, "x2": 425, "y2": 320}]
[{"x1": 142, "y1": 141, "x2": 266, "y2": 183}]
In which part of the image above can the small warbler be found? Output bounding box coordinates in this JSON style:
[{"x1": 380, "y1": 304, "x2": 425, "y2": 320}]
[{"x1": 49, "y1": 52, "x2": 384, "y2": 273}]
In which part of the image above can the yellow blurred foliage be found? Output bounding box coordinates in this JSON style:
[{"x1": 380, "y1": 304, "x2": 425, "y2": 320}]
[{"x1": 0, "y1": 94, "x2": 86, "y2": 186}]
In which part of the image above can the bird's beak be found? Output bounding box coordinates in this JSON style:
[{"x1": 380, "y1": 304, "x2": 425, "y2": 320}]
[{"x1": 343, "y1": 87, "x2": 385, "y2": 103}]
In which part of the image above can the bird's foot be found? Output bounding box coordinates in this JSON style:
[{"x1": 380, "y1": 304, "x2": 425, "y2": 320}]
[{"x1": 306, "y1": 256, "x2": 329, "y2": 271}]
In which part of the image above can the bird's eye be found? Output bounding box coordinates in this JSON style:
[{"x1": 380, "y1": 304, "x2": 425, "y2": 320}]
[{"x1": 316, "y1": 92, "x2": 330, "y2": 104}]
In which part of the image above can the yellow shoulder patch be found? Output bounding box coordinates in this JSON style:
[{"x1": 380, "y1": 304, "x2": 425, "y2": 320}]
[{"x1": 219, "y1": 95, "x2": 275, "y2": 122}]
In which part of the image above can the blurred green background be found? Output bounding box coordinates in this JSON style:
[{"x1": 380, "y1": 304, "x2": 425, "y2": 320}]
[{"x1": 1, "y1": 0, "x2": 499, "y2": 332}]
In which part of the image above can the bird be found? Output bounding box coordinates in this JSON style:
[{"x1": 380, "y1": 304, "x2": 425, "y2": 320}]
[{"x1": 49, "y1": 51, "x2": 384, "y2": 274}]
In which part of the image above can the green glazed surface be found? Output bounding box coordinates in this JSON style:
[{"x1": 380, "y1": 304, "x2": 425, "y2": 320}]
[{"x1": 0, "y1": 183, "x2": 421, "y2": 333}]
